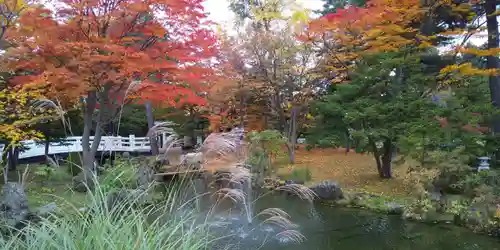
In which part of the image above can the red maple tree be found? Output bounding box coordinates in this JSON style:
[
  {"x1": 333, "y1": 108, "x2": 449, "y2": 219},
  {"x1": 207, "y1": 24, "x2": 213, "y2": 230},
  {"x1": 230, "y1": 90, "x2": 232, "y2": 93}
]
[{"x1": 7, "y1": 0, "x2": 218, "y2": 173}]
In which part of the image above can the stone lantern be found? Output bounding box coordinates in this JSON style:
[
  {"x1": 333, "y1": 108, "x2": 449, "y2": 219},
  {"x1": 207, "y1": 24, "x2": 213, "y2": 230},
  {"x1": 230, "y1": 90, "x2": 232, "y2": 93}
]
[{"x1": 477, "y1": 156, "x2": 491, "y2": 172}]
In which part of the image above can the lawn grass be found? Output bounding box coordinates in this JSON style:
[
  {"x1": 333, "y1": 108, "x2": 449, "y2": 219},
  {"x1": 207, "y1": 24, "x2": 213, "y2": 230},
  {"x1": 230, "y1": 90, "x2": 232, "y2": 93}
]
[
  {"x1": 3, "y1": 164, "x2": 88, "y2": 209},
  {"x1": 274, "y1": 147, "x2": 411, "y2": 198}
]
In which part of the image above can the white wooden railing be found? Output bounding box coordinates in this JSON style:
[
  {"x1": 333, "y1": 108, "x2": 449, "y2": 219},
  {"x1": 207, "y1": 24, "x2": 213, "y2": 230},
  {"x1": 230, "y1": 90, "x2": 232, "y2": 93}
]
[{"x1": 0, "y1": 133, "x2": 176, "y2": 159}]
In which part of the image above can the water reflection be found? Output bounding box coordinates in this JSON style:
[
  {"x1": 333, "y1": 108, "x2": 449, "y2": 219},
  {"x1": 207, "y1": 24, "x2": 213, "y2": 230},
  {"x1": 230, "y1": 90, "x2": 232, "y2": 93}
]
[
  {"x1": 206, "y1": 193, "x2": 500, "y2": 250},
  {"x1": 164, "y1": 182, "x2": 500, "y2": 250}
]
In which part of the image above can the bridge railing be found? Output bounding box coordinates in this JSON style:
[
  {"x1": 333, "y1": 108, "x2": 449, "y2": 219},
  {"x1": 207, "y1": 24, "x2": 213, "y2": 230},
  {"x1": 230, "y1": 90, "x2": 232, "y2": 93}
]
[{"x1": 0, "y1": 133, "x2": 175, "y2": 159}]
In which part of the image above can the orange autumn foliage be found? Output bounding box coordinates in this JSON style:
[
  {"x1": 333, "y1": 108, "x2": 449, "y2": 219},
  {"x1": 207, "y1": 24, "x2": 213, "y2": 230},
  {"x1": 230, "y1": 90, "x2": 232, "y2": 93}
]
[
  {"x1": 7, "y1": 0, "x2": 218, "y2": 108},
  {"x1": 205, "y1": 34, "x2": 268, "y2": 133},
  {"x1": 302, "y1": 0, "x2": 440, "y2": 83}
]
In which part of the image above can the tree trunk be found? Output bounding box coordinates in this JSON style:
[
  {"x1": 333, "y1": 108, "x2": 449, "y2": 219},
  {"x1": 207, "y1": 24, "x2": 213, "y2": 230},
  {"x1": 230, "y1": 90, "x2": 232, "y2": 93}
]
[
  {"x1": 44, "y1": 139, "x2": 51, "y2": 164},
  {"x1": 368, "y1": 137, "x2": 393, "y2": 178},
  {"x1": 368, "y1": 136, "x2": 383, "y2": 177},
  {"x1": 7, "y1": 147, "x2": 17, "y2": 171},
  {"x1": 286, "y1": 106, "x2": 299, "y2": 164},
  {"x1": 345, "y1": 130, "x2": 350, "y2": 154},
  {"x1": 485, "y1": 0, "x2": 500, "y2": 161},
  {"x1": 2, "y1": 145, "x2": 8, "y2": 183},
  {"x1": 81, "y1": 90, "x2": 98, "y2": 172},
  {"x1": 145, "y1": 101, "x2": 159, "y2": 155},
  {"x1": 380, "y1": 140, "x2": 393, "y2": 179},
  {"x1": 106, "y1": 121, "x2": 115, "y2": 167}
]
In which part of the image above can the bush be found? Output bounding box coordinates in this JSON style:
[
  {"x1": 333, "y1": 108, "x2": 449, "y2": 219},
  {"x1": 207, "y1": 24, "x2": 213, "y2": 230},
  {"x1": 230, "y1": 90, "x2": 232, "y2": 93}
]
[
  {"x1": 455, "y1": 170, "x2": 500, "y2": 197},
  {"x1": 67, "y1": 152, "x2": 83, "y2": 176},
  {"x1": 33, "y1": 164, "x2": 71, "y2": 187},
  {"x1": 99, "y1": 160, "x2": 137, "y2": 193},
  {"x1": 281, "y1": 167, "x2": 312, "y2": 183},
  {"x1": 247, "y1": 130, "x2": 287, "y2": 186}
]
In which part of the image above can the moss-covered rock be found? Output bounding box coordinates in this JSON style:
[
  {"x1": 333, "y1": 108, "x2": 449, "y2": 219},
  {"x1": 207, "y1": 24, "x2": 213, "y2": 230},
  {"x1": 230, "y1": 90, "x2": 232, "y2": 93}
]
[{"x1": 423, "y1": 211, "x2": 455, "y2": 224}]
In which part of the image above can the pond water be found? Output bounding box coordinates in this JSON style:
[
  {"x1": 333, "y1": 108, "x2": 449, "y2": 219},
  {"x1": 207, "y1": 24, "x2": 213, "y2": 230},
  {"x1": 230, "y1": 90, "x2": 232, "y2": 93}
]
[{"x1": 202, "y1": 194, "x2": 500, "y2": 250}]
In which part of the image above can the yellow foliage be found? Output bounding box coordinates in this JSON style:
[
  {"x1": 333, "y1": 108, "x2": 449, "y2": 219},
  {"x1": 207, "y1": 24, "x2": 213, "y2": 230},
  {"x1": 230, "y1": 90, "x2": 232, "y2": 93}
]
[
  {"x1": 0, "y1": 0, "x2": 26, "y2": 35},
  {"x1": 440, "y1": 63, "x2": 499, "y2": 77},
  {"x1": 0, "y1": 87, "x2": 53, "y2": 150},
  {"x1": 0, "y1": 0, "x2": 25, "y2": 12}
]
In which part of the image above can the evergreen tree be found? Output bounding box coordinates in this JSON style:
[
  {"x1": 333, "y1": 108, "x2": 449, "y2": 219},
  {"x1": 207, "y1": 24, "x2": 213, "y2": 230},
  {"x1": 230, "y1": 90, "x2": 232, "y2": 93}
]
[{"x1": 317, "y1": 0, "x2": 365, "y2": 15}]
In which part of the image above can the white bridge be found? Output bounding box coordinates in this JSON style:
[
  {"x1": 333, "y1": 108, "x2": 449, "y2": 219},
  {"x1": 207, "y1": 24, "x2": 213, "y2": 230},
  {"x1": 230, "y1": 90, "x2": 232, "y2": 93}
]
[{"x1": 0, "y1": 133, "x2": 176, "y2": 159}]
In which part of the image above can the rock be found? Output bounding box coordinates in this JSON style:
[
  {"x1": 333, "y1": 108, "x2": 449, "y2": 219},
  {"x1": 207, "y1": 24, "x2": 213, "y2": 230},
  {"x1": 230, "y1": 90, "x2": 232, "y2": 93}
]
[
  {"x1": 429, "y1": 191, "x2": 442, "y2": 202},
  {"x1": 122, "y1": 152, "x2": 131, "y2": 159},
  {"x1": 135, "y1": 165, "x2": 155, "y2": 188},
  {"x1": 309, "y1": 180, "x2": 344, "y2": 201},
  {"x1": 36, "y1": 202, "x2": 57, "y2": 217},
  {"x1": 284, "y1": 180, "x2": 305, "y2": 185},
  {"x1": 154, "y1": 158, "x2": 169, "y2": 170},
  {"x1": 0, "y1": 182, "x2": 31, "y2": 229},
  {"x1": 335, "y1": 199, "x2": 350, "y2": 206},
  {"x1": 424, "y1": 211, "x2": 455, "y2": 224},
  {"x1": 350, "y1": 193, "x2": 367, "y2": 206},
  {"x1": 263, "y1": 177, "x2": 280, "y2": 189},
  {"x1": 106, "y1": 188, "x2": 150, "y2": 210},
  {"x1": 72, "y1": 169, "x2": 96, "y2": 192},
  {"x1": 182, "y1": 152, "x2": 203, "y2": 170},
  {"x1": 384, "y1": 202, "x2": 404, "y2": 215}
]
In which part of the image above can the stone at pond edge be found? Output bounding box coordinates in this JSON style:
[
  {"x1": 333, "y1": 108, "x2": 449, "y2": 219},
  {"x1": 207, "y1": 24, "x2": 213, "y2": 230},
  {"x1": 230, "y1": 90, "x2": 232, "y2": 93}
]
[
  {"x1": 285, "y1": 179, "x2": 305, "y2": 185},
  {"x1": 309, "y1": 180, "x2": 344, "y2": 201},
  {"x1": 36, "y1": 202, "x2": 57, "y2": 217},
  {"x1": 384, "y1": 202, "x2": 404, "y2": 215},
  {"x1": 423, "y1": 211, "x2": 455, "y2": 224}
]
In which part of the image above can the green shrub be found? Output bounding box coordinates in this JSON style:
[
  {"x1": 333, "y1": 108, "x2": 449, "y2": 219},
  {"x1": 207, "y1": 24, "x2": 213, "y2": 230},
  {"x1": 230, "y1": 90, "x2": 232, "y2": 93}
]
[
  {"x1": 99, "y1": 160, "x2": 137, "y2": 193},
  {"x1": 33, "y1": 165, "x2": 56, "y2": 184},
  {"x1": 455, "y1": 170, "x2": 500, "y2": 197},
  {"x1": 247, "y1": 130, "x2": 287, "y2": 186},
  {"x1": 281, "y1": 167, "x2": 312, "y2": 183},
  {"x1": 67, "y1": 152, "x2": 83, "y2": 176}
]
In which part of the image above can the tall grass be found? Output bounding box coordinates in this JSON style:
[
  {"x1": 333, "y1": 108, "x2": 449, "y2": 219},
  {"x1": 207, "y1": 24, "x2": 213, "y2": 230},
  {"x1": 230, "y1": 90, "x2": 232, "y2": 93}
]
[{"x1": 0, "y1": 173, "x2": 220, "y2": 250}]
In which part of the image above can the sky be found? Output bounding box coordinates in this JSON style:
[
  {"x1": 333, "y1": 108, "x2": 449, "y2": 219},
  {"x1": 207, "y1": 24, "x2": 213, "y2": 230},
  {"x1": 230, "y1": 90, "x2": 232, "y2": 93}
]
[
  {"x1": 203, "y1": 0, "x2": 324, "y2": 27},
  {"x1": 202, "y1": 0, "x2": 487, "y2": 48}
]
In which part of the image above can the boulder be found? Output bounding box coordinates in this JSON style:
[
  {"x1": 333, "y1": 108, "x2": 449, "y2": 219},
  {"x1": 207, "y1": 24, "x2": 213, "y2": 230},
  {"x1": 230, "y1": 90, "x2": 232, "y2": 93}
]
[
  {"x1": 284, "y1": 179, "x2": 305, "y2": 185},
  {"x1": 135, "y1": 165, "x2": 155, "y2": 189},
  {"x1": 72, "y1": 169, "x2": 96, "y2": 192},
  {"x1": 106, "y1": 188, "x2": 151, "y2": 210},
  {"x1": 182, "y1": 152, "x2": 203, "y2": 169},
  {"x1": 36, "y1": 202, "x2": 57, "y2": 217},
  {"x1": 309, "y1": 180, "x2": 344, "y2": 201},
  {"x1": 122, "y1": 152, "x2": 131, "y2": 159},
  {"x1": 154, "y1": 158, "x2": 169, "y2": 170},
  {"x1": 384, "y1": 202, "x2": 404, "y2": 215},
  {"x1": 0, "y1": 182, "x2": 31, "y2": 230}
]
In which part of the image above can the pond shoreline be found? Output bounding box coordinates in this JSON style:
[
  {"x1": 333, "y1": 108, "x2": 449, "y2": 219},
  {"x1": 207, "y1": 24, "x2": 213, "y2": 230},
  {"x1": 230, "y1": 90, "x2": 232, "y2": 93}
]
[{"x1": 314, "y1": 190, "x2": 500, "y2": 240}]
